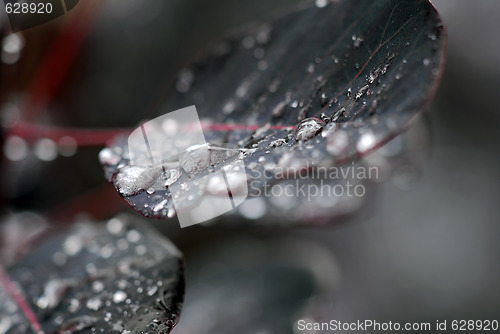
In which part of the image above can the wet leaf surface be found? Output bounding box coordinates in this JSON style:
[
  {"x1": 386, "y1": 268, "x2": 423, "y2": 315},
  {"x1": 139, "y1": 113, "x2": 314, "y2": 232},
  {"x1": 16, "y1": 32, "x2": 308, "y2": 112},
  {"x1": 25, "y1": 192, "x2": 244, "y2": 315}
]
[
  {"x1": 101, "y1": 0, "x2": 446, "y2": 220},
  {"x1": 0, "y1": 215, "x2": 184, "y2": 334},
  {"x1": 223, "y1": 113, "x2": 432, "y2": 225}
]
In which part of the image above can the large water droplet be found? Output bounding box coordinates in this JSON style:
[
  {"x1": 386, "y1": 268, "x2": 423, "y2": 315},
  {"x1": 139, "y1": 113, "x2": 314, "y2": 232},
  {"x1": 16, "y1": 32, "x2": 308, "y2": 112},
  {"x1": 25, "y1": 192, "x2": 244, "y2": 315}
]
[
  {"x1": 163, "y1": 168, "x2": 182, "y2": 187},
  {"x1": 294, "y1": 118, "x2": 325, "y2": 142},
  {"x1": 115, "y1": 166, "x2": 162, "y2": 197},
  {"x1": 179, "y1": 144, "x2": 239, "y2": 176}
]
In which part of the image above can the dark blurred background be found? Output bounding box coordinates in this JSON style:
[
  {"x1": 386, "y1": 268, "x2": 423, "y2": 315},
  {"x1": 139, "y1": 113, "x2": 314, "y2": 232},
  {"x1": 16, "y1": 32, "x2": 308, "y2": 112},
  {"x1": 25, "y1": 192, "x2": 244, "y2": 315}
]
[{"x1": 0, "y1": 0, "x2": 499, "y2": 332}]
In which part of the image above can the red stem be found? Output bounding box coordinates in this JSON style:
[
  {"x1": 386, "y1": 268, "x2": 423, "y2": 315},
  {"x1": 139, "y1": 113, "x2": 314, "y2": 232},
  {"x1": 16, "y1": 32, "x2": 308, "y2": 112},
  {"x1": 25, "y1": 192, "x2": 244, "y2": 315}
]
[
  {"x1": 0, "y1": 266, "x2": 44, "y2": 334},
  {"x1": 7, "y1": 121, "x2": 131, "y2": 147},
  {"x1": 6, "y1": 121, "x2": 296, "y2": 147},
  {"x1": 22, "y1": 1, "x2": 101, "y2": 123}
]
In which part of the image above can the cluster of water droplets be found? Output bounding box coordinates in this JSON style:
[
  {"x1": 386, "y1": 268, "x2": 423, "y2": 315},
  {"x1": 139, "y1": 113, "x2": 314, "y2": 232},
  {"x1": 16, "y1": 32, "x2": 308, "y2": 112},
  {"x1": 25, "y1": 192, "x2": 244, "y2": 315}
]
[
  {"x1": 100, "y1": 113, "x2": 255, "y2": 218},
  {"x1": 3, "y1": 216, "x2": 183, "y2": 334}
]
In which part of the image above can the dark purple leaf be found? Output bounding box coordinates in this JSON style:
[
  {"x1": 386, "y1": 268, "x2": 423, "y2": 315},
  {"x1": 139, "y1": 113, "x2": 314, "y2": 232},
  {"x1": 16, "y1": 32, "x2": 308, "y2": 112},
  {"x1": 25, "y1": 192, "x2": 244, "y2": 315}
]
[
  {"x1": 0, "y1": 215, "x2": 184, "y2": 334},
  {"x1": 100, "y1": 0, "x2": 446, "y2": 221}
]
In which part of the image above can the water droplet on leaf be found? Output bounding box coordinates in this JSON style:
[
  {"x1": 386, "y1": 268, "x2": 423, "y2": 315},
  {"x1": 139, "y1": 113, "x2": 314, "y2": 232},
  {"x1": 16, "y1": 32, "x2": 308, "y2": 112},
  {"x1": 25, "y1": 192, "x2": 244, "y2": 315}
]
[
  {"x1": 294, "y1": 118, "x2": 325, "y2": 142},
  {"x1": 115, "y1": 166, "x2": 162, "y2": 197}
]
